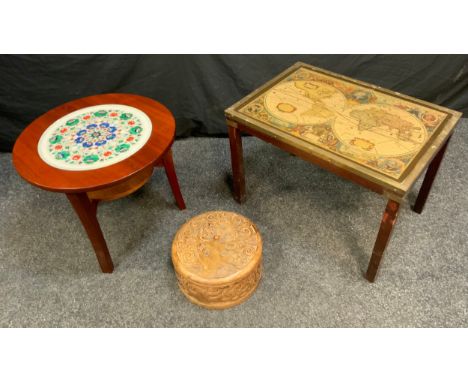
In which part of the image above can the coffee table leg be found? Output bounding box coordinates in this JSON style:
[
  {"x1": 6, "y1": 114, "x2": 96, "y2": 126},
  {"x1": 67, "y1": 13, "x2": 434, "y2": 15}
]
[
  {"x1": 366, "y1": 199, "x2": 400, "y2": 282},
  {"x1": 412, "y1": 136, "x2": 451, "y2": 214},
  {"x1": 228, "y1": 125, "x2": 246, "y2": 203},
  {"x1": 162, "y1": 149, "x2": 186, "y2": 210},
  {"x1": 66, "y1": 193, "x2": 114, "y2": 273}
]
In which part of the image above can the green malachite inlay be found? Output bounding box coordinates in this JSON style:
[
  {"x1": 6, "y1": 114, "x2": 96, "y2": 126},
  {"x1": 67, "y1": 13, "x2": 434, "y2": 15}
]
[
  {"x1": 66, "y1": 119, "x2": 79, "y2": 126},
  {"x1": 55, "y1": 151, "x2": 70, "y2": 160},
  {"x1": 120, "y1": 113, "x2": 132, "y2": 120},
  {"x1": 130, "y1": 126, "x2": 142, "y2": 135},
  {"x1": 115, "y1": 143, "x2": 130, "y2": 153},
  {"x1": 49, "y1": 135, "x2": 62, "y2": 144},
  {"x1": 94, "y1": 110, "x2": 108, "y2": 117},
  {"x1": 83, "y1": 154, "x2": 99, "y2": 164}
]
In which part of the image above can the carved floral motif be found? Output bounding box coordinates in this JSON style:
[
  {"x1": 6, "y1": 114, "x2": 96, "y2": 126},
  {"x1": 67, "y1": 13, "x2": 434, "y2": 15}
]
[{"x1": 172, "y1": 211, "x2": 262, "y2": 309}]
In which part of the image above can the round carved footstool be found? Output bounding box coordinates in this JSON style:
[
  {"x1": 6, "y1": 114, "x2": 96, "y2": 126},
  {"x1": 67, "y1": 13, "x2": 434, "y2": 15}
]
[{"x1": 172, "y1": 211, "x2": 262, "y2": 309}]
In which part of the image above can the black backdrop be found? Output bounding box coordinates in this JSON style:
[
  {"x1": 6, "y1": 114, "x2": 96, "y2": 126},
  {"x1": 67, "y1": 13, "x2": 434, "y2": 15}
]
[{"x1": 1, "y1": 54, "x2": 467, "y2": 152}]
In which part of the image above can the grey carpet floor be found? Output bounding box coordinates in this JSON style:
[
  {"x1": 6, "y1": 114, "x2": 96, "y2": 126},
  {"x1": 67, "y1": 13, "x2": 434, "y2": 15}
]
[{"x1": 1, "y1": 121, "x2": 467, "y2": 327}]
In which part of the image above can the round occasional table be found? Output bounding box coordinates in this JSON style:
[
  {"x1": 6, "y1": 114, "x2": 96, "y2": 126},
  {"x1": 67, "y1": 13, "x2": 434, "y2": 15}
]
[
  {"x1": 172, "y1": 211, "x2": 262, "y2": 309},
  {"x1": 13, "y1": 93, "x2": 186, "y2": 273}
]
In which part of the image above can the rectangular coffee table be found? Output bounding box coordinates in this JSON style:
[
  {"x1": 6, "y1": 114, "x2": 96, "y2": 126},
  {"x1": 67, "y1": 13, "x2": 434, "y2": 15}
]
[{"x1": 225, "y1": 62, "x2": 462, "y2": 282}]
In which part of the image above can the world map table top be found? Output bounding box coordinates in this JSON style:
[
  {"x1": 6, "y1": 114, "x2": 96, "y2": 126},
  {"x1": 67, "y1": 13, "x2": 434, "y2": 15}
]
[
  {"x1": 37, "y1": 104, "x2": 152, "y2": 171},
  {"x1": 225, "y1": 62, "x2": 461, "y2": 196}
]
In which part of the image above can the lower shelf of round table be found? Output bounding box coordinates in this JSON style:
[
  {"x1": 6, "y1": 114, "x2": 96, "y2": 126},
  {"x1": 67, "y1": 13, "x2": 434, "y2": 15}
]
[{"x1": 87, "y1": 166, "x2": 153, "y2": 201}]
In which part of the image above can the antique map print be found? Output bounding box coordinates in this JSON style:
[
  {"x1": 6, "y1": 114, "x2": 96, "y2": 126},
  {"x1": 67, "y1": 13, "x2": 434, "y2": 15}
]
[{"x1": 238, "y1": 67, "x2": 448, "y2": 179}]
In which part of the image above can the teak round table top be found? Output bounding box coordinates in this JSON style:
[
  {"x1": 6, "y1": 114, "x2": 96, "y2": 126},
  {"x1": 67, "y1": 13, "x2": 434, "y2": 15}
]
[
  {"x1": 172, "y1": 211, "x2": 263, "y2": 284},
  {"x1": 13, "y1": 93, "x2": 175, "y2": 193}
]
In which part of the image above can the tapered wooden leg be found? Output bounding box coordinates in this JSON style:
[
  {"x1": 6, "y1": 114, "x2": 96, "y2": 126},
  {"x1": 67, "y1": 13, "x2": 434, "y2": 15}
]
[
  {"x1": 366, "y1": 200, "x2": 400, "y2": 282},
  {"x1": 228, "y1": 125, "x2": 246, "y2": 203},
  {"x1": 412, "y1": 136, "x2": 452, "y2": 214},
  {"x1": 162, "y1": 148, "x2": 186, "y2": 210},
  {"x1": 67, "y1": 193, "x2": 114, "y2": 273}
]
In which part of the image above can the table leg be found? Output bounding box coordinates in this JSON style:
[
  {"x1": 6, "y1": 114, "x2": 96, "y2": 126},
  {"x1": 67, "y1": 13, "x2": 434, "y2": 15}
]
[
  {"x1": 66, "y1": 193, "x2": 114, "y2": 273},
  {"x1": 366, "y1": 199, "x2": 400, "y2": 282},
  {"x1": 228, "y1": 125, "x2": 246, "y2": 203},
  {"x1": 412, "y1": 136, "x2": 451, "y2": 214},
  {"x1": 162, "y1": 148, "x2": 186, "y2": 210}
]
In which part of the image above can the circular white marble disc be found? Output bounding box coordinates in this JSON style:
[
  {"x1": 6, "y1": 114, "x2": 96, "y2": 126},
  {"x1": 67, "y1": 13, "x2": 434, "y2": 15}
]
[{"x1": 37, "y1": 104, "x2": 152, "y2": 171}]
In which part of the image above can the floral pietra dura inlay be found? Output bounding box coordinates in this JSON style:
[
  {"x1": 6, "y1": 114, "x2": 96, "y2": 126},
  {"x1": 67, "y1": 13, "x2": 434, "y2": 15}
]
[
  {"x1": 238, "y1": 67, "x2": 449, "y2": 180},
  {"x1": 37, "y1": 104, "x2": 152, "y2": 170}
]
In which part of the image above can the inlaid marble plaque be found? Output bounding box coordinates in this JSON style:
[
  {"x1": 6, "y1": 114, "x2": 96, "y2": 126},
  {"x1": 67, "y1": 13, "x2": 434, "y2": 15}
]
[
  {"x1": 238, "y1": 67, "x2": 449, "y2": 179},
  {"x1": 37, "y1": 104, "x2": 152, "y2": 171}
]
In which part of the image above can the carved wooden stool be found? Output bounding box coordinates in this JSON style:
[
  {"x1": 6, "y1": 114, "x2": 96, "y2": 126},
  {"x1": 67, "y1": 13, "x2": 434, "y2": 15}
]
[{"x1": 172, "y1": 211, "x2": 262, "y2": 309}]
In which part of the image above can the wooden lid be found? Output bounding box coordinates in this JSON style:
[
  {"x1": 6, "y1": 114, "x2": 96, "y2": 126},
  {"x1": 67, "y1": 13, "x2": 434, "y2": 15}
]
[{"x1": 172, "y1": 211, "x2": 262, "y2": 285}]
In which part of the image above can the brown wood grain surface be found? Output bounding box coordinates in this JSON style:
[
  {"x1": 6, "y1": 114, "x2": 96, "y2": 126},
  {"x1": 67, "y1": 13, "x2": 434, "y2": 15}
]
[
  {"x1": 172, "y1": 211, "x2": 262, "y2": 309},
  {"x1": 366, "y1": 200, "x2": 400, "y2": 282}
]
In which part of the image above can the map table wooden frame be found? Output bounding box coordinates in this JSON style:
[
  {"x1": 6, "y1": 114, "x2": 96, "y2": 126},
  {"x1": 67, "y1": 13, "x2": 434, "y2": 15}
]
[{"x1": 225, "y1": 62, "x2": 462, "y2": 282}]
